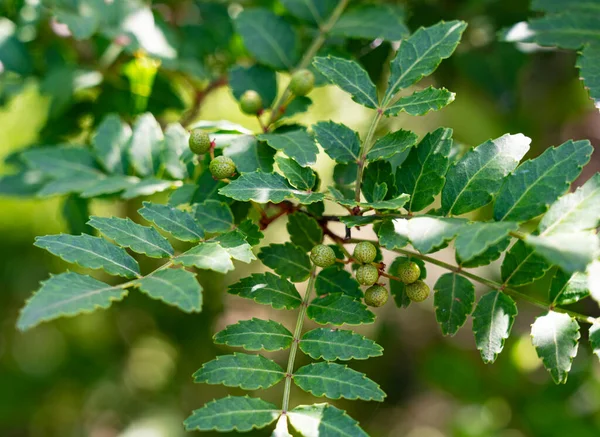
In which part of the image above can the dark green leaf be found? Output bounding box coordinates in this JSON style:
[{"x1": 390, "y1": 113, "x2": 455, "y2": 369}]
[
  {"x1": 237, "y1": 219, "x2": 264, "y2": 246},
  {"x1": 454, "y1": 222, "x2": 518, "y2": 264},
  {"x1": 135, "y1": 268, "x2": 202, "y2": 312},
  {"x1": 525, "y1": 232, "x2": 599, "y2": 274},
  {"x1": 494, "y1": 140, "x2": 593, "y2": 222},
  {"x1": 258, "y1": 128, "x2": 318, "y2": 167},
  {"x1": 549, "y1": 269, "x2": 590, "y2": 306},
  {"x1": 227, "y1": 272, "x2": 302, "y2": 309},
  {"x1": 441, "y1": 134, "x2": 531, "y2": 215},
  {"x1": 80, "y1": 176, "x2": 139, "y2": 198},
  {"x1": 331, "y1": 4, "x2": 408, "y2": 41},
  {"x1": 175, "y1": 242, "x2": 234, "y2": 273},
  {"x1": 362, "y1": 161, "x2": 396, "y2": 202},
  {"x1": 378, "y1": 220, "x2": 409, "y2": 250},
  {"x1": 88, "y1": 216, "x2": 174, "y2": 258},
  {"x1": 312, "y1": 120, "x2": 361, "y2": 163},
  {"x1": 293, "y1": 362, "x2": 385, "y2": 401},
  {"x1": 92, "y1": 114, "x2": 130, "y2": 174},
  {"x1": 276, "y1": 156, "x2": 316, "y2": 190},
  {"x1": 287, "y1": 212, "x2": 323, "y2": 252},
  {"x1": 280, "y1": 0, "x2": 337, "y2": 24},
  {"x1": 315, "y1": 267, "x2": 362, "y2": 299},
  {"x1": 308, "y1": 294, "x2": 375, "y2": 325},
  {"x1": 215, "y1": 230, "x2": 256, "y2": 263},
  {"x1": 214, "y1": 318, "x2": 293, "y2": 351},
  {"x1": 472, "y1": 291, "x2": 518, "y2": 363},
  {"x1": 139, "y1": 202, "x2": 204, "y2": 242},
  {"x1": 300, "y1": 328, "x2": 382, "y2": 361},
  {"x1": 258, "y1": 243, "x2": 311, "y2": 282},
  {"x1": 21, "y1": 147, "x2": 101, "y2": 179},
  {"x1": 433, "y1": 273, "x2": 475, "y2": 336},
  {"x1": 590, "y1": 322, "x2": 600, "y2": 361},
  {"x1": 501, "y1": 240, "x2": 552, "y2": 286},
  {"x1": 366, "y1": 129, "x2": 418, "y2": 161},
  {"x1": 229, "y1": 64, "x2": 277, "y2": 106},
  {"x1": 224, "y1": 136, "x2": 276, "y2": 174},
  {"x1": 193, "y1": 353, "x2": 284, "y2": 389},
  {"x1": 384, "y1": 87, "x2": 455, "y2": 116},
  {"x1": 194, "y1": 200, "x2": 234, "y2": 233}
]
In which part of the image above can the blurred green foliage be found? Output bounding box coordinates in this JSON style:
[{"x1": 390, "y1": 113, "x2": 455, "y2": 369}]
[{"x1": 1, "y1": 0, "x2": 600, "y2": 436}]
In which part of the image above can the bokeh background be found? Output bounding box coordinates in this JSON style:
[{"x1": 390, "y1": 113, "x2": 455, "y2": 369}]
[{"x1": 2, "y1": 0, "x2": 600, "y2": 436}]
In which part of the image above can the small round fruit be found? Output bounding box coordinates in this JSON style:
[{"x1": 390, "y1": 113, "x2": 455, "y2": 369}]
[
  {"x1": 397, "y1": 261, "x2": 421, "y2": 284},
  {"x1": 405, "y1": 280, "x2": 430, "y2": 303},
  {"x1": 353, "y1": 241, "x2": 377, "y2": 264},
  {"x1": 188, "y1": 129, "x2": 212, "y2": 155},
  {"x1": 240, "y1": 90, "x2": 263, "y2": 115},
  {"x1": 289, "y1": 69, "x2": 315, "y2": 96},
  {"x1": 364, "y1": 285, "x2": 388, "y2": 307},
  {"x1": 209, "y1": 156, "x2": 236, "y2": 179},
  {"x1": 356, "y1": 264, "x2": 379, "y2": 286},
  {"x1": 310, "y1": 244, "x2": 336, "y2": 268}
]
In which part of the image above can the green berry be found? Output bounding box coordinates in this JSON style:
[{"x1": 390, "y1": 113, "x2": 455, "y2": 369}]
[
  {"x1": 397, "y1": 261, "x2": 421, "y2": 284},
  {"x1": 209, "y1": 156, "x2": 236, "y2": 179},
  {"x1": 289, "y1": 69, "x2": 315, "y2": 96},
  {"x1": 240, "y1": 90, "x2": 263, "y2": 115},
  {"x1": 188, "y1": 129, "x2": 212, "y2": 155},
  {"x1": 364, "y1": 285, "x2": 388, "y2": 307},
  {"x1": 405, "y1": 280, "x2": 430, "y2": 303},
  {"x1": 355, "y1": 264, "x2": 379, "y2": 286},
  {"x1": 353, "y1": 242, "x2": 377, "y2": 264},
  {"x1": 310, "y1": 244, "x2": 336, "y2": 267}
]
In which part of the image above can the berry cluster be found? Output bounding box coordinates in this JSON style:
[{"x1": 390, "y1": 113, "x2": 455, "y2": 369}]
[
  {"x1": 188, "y1": 129, "x2": 237, "y2": 180},
  {"x1": 397, "y1": 261, "x2": 430, "y2": 302}
]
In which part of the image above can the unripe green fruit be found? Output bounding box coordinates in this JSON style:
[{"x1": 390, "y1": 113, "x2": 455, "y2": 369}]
[
  {"x1": 397, "y1": 261, "x2": 421, "y2": 284},
  {"x1": 353, "y1": 242, "x2": 377, "y2": 264},
  {"x1": 188, "y1": 129, "x2": 212, "y2": 155},
  {"x1": 356, "y1": 264, "x2": 379, "y2": 286},
  {"x1": 405, "y1": 280, "x2": 430, "y2": 303},
  {"x1": 240, "y1": 90, "x2": 263, "y2": 115},
  {"x1": 289, "y1": 69, "x2": 315, "y2": 96},
  {"x1": 310, "y1": 244, "x2": 336, "y2": 267},
  {"x1": 364, "y1": 285, "x2": 388, "y2": 307},
  {"x1": 209, "y1": 156, "x2": 236, "y2": 179}
]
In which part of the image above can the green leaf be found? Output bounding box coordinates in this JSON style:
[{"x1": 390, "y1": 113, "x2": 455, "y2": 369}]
[
  {"x1": 472, "y1": 291, "x2": 518, "y2": 364},
  {"x1": 378, "y1": 220, "x2": 409, "y2": 250},
  {"x1": 577, "y1": 45, "x2": 600, "y2": 110},
  {"x1": 34, "y1": 234, "x2": 140, "y2": 279},
  {"x1": 383, "y1": 21, "x2": 467, "y2": 104},
  {"x1": 300, "y1": 328, "x2": 383, "y2": 361},
  {"x1": 525, "y1": 232, "x2": 599, "y2": 274},
  {"x1": 36, "y1": 174, "x2": 101, "y2": 197},
  {"x1": 214, "y1": 318, "x2": 293, "y2": 351},
  {"x1": 135, "y1": 268, "x2": 202, "y2": 313},
  {"x1": 229, "y1": 64, "x2": 277, "y2": 107},
  {"x1": 17, "y1": 272, "x2": 127, "y2": 331},
  {"x1": 194, "y1": 200, "x2": 234, "y2": 233},
  {"x1": 331, "y1": 4, "x2": 408, "y2": 41},
  {"x1": 80, "y1": 176, "x2": 139, "y2": 198},
  {"x1": 501, "y1": 240, "x2": 552, "y2": 286},
  {"x1": 139, "y1": 202, "x2": 204, "y2": 242},
  {"x1": 459, "y1": 237, "x2": 511, "y2": 268},
  {"x1": 396, "y1": 127, "x2": 454, "y2": 212},
  {"x1": 128, "y1": 113, "x2": 163, "y2": 177},
  {"x1": 276, "y1": 156, "x2": 316, "y2": 190},
  {"x1": 531, "y1": 0, "x2": 600, "y2": 13},
  {"x1": 288, "y1": 403, "x2": 368, "y2": 437},
  {"x1": 293, "y1": 362, "x2": 385, "y2": 401},
  {"x1": 21, "y1": 147, "x2": 101, "y2": 179},
  {"x1": 281, "y1": 96, "x2": 313, "y2": 119},
  {"x1": 315, "y1": 267, "x2": 362, "y2": 299},
  {"x1": 162, "y1": 123, "x2": 189, "y2": 180},
  {"x1": 362, "y1": 161, "x2": 397, "y2": 203},
  {"x1": 88, "y1": 216, "x2": 174, "y2": 258},
  {"x1": 175, "y1": 242, "x2": 234, "y2": 273},
  {"x1": 227, "y1": 273, "x2": 302, "y2": 310},
  {"x1": 220, "y1": 172, "x2": 323, "y2": 204},
  {"x1": 224, "y1": 136, "x2": 276, "y2": 173},
  {"x1": 339, "y1": 215, "x2": 382, "y2": 228},
  {"x1": 590, "y1": 322, "x2": 600, "y2": 361},
  {"x1": 121, "y1": 178, "x2": 175, "y2": 200},
  {"x1": 312, "y1": 120, "x2": 361, "y2": 163},
  {"x1": 215, "y1": 230, "x2": 256, "y2": 263},
  {"x1": 238, "y1": 219, "x2": 264, "y2": 246},
  {"x1": 549, "y1": 269, "x2": 590, "y2": 306},
  {"x1": 92, "y1": 114, "x2": 130, "y2": 174},
  {"x1": 384, "y1": 87, "x2": 456, "y2": 116},
  {"x1": 308, "y1": 294, "x2": 375, "y2": 326},
  {"x1": 366, "y1": 129, "x2": 418, "y2": 161},
  {"x1": 441, "y1": 134, "x2": 531, "y2": 215},
  {"x1": 312, "y1": 56, "x2": 379, "y2": 109},
  {"x1": 280, "y1": 0, "x2": 337, "y2": 25},
  {"x1": 389, "y1": 256, "x2": 427, "y2": 308},
  {"x1": 184, "y1": 396, "x2": 280, "y2": 432},
  {"x1": 433, "y1": 273, "x2": 475, "y2": 336},
  {"x1": 258, "y1": 243, "x2": 311, "y2": 282},
  {"x1": 235, "y1": 8, "x2": 299, "y2": 70},
  {"x1": 493, "y1": 140, "x2": 593, "y2": 222},
  {"x1": 258, "y1": 128, "x2": 318, "y2": 167},
  {"x1": 538, "y1": 172, "x2": 600, "y2": 235},
  {"x1": 454, "y1": 222, "x2": 518, "y2": 264},
  {"x1": 193, "y1": 353, "x2": 284, "y2": 389},
  {"x1": 531, "y1": 311, "x2": 580, "y2": 384},
  {"x1": 286, "y1": 213, "x2": 323, "y2": 252},
  {"x1": 393, "y1": 217, "x2": 467, "y2": 254}
]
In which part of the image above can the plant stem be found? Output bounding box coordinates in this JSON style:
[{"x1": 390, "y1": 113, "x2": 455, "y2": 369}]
[
  {"x1": 354, "y1": 109, "x2": 384, "y2": 201},
  {"x1": 281, "y1": 265, "x2": 317, "y2": 413},
  {"x1": 391, "y1": 247, "x2": 597, "y2": 324},
  {"x1": 266, "y1": 0, "x2": 349, "y2": 128}
]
